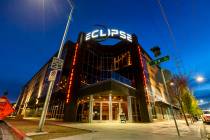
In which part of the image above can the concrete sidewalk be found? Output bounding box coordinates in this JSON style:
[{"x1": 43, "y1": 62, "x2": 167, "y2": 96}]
[{"x1": 49, "y1": 120, "x2": 204, "y2": 140}]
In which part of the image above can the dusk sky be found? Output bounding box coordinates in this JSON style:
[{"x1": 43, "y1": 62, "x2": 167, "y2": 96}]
[{"x1": 0, "y1": 0, "x2": 210, "y2": 103}]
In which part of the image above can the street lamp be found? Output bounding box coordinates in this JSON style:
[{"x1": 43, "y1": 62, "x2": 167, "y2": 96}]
[
  {"x1": 160, "y1": 69, "x2": 180, "y2": 136},
  {"x1": 200, "y1": 99, "x2": 204, "y2": 104},
  {"x1": 196, "y1": 75, "x2": 205, "y2": 83},
  {"x1": 38, "y1": 0, "x2": 74, "y2": 132},
  {"x1": 150, "y1": 46, "x2": 180, "y2": 136},
  {"x1": 170, "y1": 82, "x2": 175, "y2": 86}
]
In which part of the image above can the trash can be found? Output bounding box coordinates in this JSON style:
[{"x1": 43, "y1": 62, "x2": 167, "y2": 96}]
[{"x1": 120, "y1": 114, "x2": 126, "y2": 123}]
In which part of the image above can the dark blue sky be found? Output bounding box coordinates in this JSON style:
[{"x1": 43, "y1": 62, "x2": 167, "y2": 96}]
[{"x1": 0, "y1": 0, "x2": 210, "y2": 103}]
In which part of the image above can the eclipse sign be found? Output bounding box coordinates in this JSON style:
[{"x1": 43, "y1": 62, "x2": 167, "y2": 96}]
[{"x1": 85, "y1": 29, "x2": 132, "y2": 43}]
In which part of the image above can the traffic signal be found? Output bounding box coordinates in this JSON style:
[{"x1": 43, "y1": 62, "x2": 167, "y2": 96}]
[{"x1": 150, "y1": 46, "x2": 161, "y2": 57}]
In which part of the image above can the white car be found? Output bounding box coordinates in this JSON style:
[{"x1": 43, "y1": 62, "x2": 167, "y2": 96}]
[{"x1": 202, "y1": 110, "x2": 210, "y2": 123}]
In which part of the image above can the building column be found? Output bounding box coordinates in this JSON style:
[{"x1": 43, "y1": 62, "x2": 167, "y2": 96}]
[
  {"x1": 134, "y1": 98, "x2": 138, "y2": 121},
  {"x1": 127, "y1": 96, "x2": 133, "y2": 122},
  {"x1": 100, "y1": 103, "x2": 102, "y2": 121},
  {"x1": 81, "y1": 103, "x2": 84, "y2": 120},
  {"x1": 119, "y1": 102, "x2": 121, "y2": 121},
  {"x1": 89, "y1": 95, "x2": 93, "y2": 123},
  {"x1": 109, "y1": 93, "x2": 112, "y2": 121}
]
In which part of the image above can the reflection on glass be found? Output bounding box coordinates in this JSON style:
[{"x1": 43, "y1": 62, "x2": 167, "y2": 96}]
[
  {"x1": 93, "y1": 103, "x2": 100, "y2": 120},
  {"x1": 120, "y1": 103, "x2": 128, "y2": 120},
  {"x1": 102, "y1": 103, "x2": 109, "y2": 120},
  {"x1": 82, "y1": 102, "x2": 89, "y2": 121},
  {"x1": 112, "y1": 103, "x2": 119, "y2": 120}
]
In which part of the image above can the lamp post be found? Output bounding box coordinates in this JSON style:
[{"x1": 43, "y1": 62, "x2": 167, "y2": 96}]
[
  {"x1": 38, "y1": 0, "x2": 74, "y2": 132},
  {"x1": 160, "y1": 69, "x2": 180, "y2": 136},
  {"x1": 150, "y1": 46, "x2": 180, "y2": 136}
]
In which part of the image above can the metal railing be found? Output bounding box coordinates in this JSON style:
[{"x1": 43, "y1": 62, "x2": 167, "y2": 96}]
[{"x1": 111, "y1": 72, "x2": 131, "y2": 86}]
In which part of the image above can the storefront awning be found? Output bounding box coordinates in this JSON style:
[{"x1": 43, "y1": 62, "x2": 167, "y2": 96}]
[
  {"x1": 79, "y1": 79, "x2": 136, "y2": 97},
  {"x1": 155, "y1": 100, "x2": 180, "y2": 110}
]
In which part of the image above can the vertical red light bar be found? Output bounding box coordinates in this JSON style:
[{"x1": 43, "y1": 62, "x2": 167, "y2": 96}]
[
  {"x1": 66, "y1": 43, "x2": 79, "y2": 103},
  {"x1": 137, "y1": 46, "x2": 150, "y2": 103}
]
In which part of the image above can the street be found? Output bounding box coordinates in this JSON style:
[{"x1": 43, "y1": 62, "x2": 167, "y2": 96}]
[{"x1": 0, "y1": 121, "x2": 20, "y2": 140}]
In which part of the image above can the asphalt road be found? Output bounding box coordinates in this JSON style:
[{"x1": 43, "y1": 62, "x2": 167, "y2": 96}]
[{"x1": 0, "y1": 121, "x2": 19, "y2": 140}]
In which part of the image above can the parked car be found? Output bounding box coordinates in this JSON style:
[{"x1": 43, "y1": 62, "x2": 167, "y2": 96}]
[{"x1": 202, "y1": 110, "x2": 210, "y2": 123}]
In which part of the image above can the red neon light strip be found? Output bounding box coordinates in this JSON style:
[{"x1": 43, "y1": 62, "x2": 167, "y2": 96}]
[
  {"x1": 66, "y1": 43, "x2": 79, "y2": 103},
  {"x1": 137, "y1": 46, "x2": 150, "y2": 102}
]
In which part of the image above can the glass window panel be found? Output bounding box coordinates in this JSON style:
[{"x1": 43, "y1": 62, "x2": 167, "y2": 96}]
[
  {"x1": 102, "y1": 103, "x2": 109, "y2": 120},
  {"x1": 120, "y1": 103, "x2": 128, "y2": 120},
  {"x1": 112, "y1": 103, "x2": 119, "y2": 120},
  {"x1": 82, "y1": 102, "x2": 89, "y2": 121},
  {"x1": 93, "y1": 103, "x2": 100, "y2": 120}
]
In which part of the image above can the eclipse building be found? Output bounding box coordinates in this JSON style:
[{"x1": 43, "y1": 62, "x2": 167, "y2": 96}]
[{"x1": 16, "y1": 29, "x2": 179, "y2": 123}]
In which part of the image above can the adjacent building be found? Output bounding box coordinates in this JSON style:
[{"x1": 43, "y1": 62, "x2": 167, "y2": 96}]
[{"x1": 16, "y1": 29, "x2": 180, "y2": 123}]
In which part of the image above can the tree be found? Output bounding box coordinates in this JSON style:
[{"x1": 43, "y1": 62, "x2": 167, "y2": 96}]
[
  {"x1": 170, "y1": 75, "x2": 189, "y2": 126},
  {"x1": 181, "y1": 89, "x2": 192, "y2": 114},
  {"x1": 171, "y1": 75, "x2": 202, "y2": 124},
  {"x1": 190, "y1": 96, "x2": 202, "y2": 116}
]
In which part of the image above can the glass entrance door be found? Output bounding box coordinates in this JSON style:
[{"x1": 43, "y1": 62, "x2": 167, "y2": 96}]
[
  {"x1": 93, "y1": 103, "x2": 100, "y2": 120},
  {"x1": 120, "y1": 102, "x2": 128, "y2": 120},
  {"x1": 102, "y1": 103, "x2": 109, "y2": 120},
  {"x1": 86, "y1": 95, "x2": 129, "y2": 122},
  {"x1": 112, "y1": 103, "x2": 119, "y2": 120}
]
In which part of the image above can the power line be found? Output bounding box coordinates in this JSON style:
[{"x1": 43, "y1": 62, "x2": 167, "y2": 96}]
[{"x1": 156, "y1": 0, "x2": 186, "y2": 76}]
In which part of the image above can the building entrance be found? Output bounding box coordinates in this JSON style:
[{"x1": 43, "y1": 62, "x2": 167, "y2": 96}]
[
  {"x1": 77, "y1": 94, "x2": 130, "y2": 122},
  {"x1": 92, "y1": 101, "x2": 127, "y2": 122}
]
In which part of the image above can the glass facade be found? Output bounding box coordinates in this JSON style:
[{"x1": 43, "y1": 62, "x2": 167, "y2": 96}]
[{"x1": 79, "y1": 47, "x2": 133, "y2": 87}]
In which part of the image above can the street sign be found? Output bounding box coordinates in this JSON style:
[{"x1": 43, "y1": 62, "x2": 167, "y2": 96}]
[
  {"x1": 50, "y1": 57, "x2": 64, "y2": 71},
  {"x1": 48, "y1": 70, "x2": 58, "y2": 81},
  {"x1": 149, "y1": 55, "x2": 170, "y2": 66}
]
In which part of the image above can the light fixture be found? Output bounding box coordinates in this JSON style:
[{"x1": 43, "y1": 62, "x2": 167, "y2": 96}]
[
  {"x1": 196, "y1": 76, "x2": 204, "y2": 83},
  {"x1": 170, "y1": 82, "x2": 175, "y2": 86}
]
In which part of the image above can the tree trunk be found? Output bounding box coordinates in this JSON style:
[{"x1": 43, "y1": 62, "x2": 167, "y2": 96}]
[{"x1": 178, "y1": 97, "x2": 189, "y2": 126}]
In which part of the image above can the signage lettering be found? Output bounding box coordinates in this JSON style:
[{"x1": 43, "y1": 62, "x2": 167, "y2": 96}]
[
  {"x1": 149, "y1": 56, "x2": 170, "y2": 66},
  {"x1": 85, "y1": 29, "x2": 132, "y2": 43}
]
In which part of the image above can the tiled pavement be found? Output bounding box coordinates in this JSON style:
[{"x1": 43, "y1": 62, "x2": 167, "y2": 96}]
[{"x1": 49, "y1": 120, "x2": 204, "y2": 140}]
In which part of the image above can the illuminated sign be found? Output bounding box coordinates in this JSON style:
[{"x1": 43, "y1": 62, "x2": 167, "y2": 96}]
[{"x1": 85, "y1": 28, "x2": 132, "y2": 43}]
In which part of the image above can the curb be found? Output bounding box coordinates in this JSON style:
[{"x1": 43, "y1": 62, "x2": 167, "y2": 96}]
[
  {"x1": 48, "y1": 121, "x2": 94, "y2": 133},
  {"x1": 3, "y1": 121, "x2": 27, "y2": 140}
]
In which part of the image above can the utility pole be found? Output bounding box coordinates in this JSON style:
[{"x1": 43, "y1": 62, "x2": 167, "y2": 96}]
[
  {"x1": 37, "y1": 0, "x2": 74, "y2": 132},
  {"x1": 150, "y1": 46, "x2": 180, "y2": 136},
  {"x1": 161, "y1": 69, "x2": 180, "y2": 136}
]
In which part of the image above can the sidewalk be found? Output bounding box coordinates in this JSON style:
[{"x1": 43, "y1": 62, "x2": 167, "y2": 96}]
[{"x1": 49, "y1": 120, "x2": 204, "y2": 140}]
